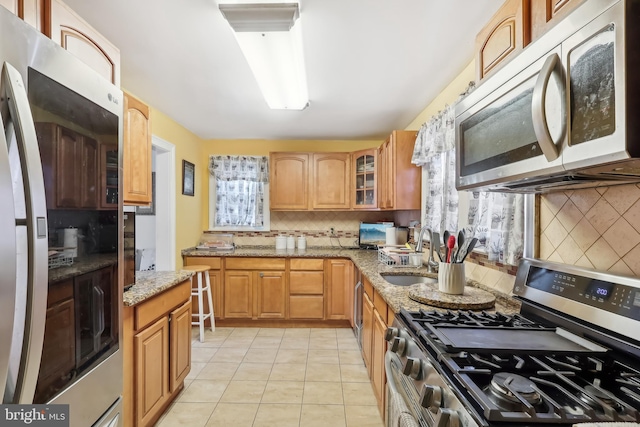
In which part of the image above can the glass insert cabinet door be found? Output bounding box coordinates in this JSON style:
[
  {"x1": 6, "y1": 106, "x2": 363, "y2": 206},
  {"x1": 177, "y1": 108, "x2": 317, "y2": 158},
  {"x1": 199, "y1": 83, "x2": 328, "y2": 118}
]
[{"x1": 353, "y1": 149, "x2": 377, "y2": 209}]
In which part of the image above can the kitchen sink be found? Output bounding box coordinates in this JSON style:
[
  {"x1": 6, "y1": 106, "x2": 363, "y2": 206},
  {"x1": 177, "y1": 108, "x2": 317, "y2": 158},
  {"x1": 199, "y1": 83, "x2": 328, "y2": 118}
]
[{"x1": 380, "y1": 274, "x2": 437, "y2": 286}]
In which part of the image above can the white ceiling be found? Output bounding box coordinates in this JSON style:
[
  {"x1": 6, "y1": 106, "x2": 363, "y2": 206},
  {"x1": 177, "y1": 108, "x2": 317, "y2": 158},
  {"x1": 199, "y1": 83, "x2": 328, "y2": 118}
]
[{"x1": 63, "y1": 0, "x2": 502, "y2": 141}]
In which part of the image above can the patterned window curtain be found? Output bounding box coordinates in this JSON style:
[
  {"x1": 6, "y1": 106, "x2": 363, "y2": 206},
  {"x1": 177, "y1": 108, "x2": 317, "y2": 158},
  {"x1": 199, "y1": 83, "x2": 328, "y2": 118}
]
[
  {"x1": 411, "y1": 82, "x2": 524, "y2": 264},
  {"x1": 464, "y1": 192, "x2": 524, "y2": 264},
  {"x1": 412, "y1": 105, "x2": 459, "y2": 234},
  {"x1": 209, "y1": 156, "x2": 269, "y2": 227}
]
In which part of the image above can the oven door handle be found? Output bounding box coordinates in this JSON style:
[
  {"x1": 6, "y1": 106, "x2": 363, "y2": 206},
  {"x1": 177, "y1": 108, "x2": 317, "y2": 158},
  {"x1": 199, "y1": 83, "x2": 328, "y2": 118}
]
[
  {"x1": 532, "y1": 52, "x2": 562, "y2": 162},
  {"x1": 385, "y1": 350, "x2": 422, "y2": 427}
]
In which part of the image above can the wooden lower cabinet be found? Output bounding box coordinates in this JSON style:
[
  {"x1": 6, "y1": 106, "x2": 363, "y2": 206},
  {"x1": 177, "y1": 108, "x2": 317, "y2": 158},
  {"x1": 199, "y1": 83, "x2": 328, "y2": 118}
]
[
  {"x1": 224, "y1": 270, "x2": 254, "y2": 318},
  {"x1": 255, "y1": 271, "x2": 286, "y2": 319},
  {"x1": 289, "y1": 258, "x2": 324, "y2": 319},
  {"x1": 170, "y1": 300, "x2": 192, "y2": 391},
  {"x1": 326, "y1": 259, "x2": 353, "y2": 320},
  {"x1": 124, "y1": 280, "x2": 191, "y2": 427},
  {"x1": 224, "y1": 258, "x2": 286, "y2": 319},
  {"x1": 361, "y1": 278, "x2": 390, "y2": 417},
  {"x1": 372, "y1": 308, "x2": 388, "y2": 418},
  {"x1": 135, "y1": 316, "x2": 169, "y2": 427}
]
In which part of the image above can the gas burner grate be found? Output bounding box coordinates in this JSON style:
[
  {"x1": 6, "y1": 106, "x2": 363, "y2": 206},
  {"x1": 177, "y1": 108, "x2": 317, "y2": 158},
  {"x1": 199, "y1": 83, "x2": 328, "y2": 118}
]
[
  {"x1": 439, "y1": 351, "x2": 640, "y2": 424},
  {"x1": 401, "y1": 308, "x2": 551, "y2": 330}
]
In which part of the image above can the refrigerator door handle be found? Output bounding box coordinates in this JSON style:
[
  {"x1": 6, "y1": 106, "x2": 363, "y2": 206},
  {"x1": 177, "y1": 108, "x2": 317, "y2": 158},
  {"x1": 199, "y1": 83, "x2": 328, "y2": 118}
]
[
  {"x1": 1, "y1": 62, "x2": 48, "y2": 404},
  {"x1": 0, "y1": 89, "x2": 17, "y2": 401}
]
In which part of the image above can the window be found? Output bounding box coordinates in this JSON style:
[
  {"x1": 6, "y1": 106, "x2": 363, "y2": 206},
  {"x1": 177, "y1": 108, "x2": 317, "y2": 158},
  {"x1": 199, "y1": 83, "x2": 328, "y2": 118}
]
[{"x1": 208, "y1": 156, "x2": 270, "y2": 231}]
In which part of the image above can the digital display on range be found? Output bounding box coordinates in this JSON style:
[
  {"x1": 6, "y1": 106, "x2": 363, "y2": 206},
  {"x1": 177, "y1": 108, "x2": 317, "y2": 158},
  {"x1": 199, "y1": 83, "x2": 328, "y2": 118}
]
[
  {"x1": 634, "y1": 291, "x2": 640, "y2": 308},
  {"x1": 586, "y1": 281, "x2": 615, "y2": 300},
  {"x1": 527, "y1": 267, "x2": 616, "y2": 298}
]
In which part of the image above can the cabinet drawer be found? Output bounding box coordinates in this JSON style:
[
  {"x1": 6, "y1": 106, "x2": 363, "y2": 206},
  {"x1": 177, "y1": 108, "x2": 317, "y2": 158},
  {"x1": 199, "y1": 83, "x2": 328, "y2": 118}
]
[
  {"x1": 290, "y1": 258, "x2": 324, "y2": 271},
  {"x1": 289, "y1": 296, "x2": 324, "y2": 319},
  {"x1": 47, "y1": 278, "x2": 73, "y2": 307},
  {"x1": 135, "y1": 280, "x2": 191, "y2": 330},
  {"x1": 184, "y1": 257, "x2": 221, "y2": 270},
  {"x1": 373, "y1": 290, "x2": 388, "y2": 323},
  {"x1": 225, "y1": 258, "x2": 285, "y2": 270},
  {"x1": 290, "y1": 271, "x2": 324, "y2": 294}
]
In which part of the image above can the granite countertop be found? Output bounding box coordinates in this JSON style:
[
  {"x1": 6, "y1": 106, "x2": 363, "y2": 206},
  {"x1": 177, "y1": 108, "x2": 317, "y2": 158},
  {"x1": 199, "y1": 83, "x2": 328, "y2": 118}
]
[
  {"x1": 182, "y1": 246, "x2": 521, "y2": 315},
  {"x1": 49, "y1": 253, "x2": 118, "y2": 283},
  {"x1": 123, "y1": 270, "x2": 195, "y2": 307}
]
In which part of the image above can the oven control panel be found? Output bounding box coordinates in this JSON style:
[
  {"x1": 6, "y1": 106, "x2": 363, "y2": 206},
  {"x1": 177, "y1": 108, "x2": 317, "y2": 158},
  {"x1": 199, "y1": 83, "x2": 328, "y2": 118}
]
[{"x1": 523, "y1": 266, "x2": 640, "y2": 321}]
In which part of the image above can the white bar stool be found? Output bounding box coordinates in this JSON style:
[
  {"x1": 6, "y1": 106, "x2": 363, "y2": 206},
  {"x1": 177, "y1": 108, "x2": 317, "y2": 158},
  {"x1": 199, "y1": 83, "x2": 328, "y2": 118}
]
[{"x1": 183, "y1": 265, "x2": 215, "y2": 342}]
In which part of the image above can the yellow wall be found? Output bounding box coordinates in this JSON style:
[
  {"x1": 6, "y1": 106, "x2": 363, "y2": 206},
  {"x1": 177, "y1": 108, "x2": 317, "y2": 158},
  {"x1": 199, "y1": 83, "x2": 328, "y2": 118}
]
[{"x1": 149, "y1": 107, "x2": 205, "y2": 268}]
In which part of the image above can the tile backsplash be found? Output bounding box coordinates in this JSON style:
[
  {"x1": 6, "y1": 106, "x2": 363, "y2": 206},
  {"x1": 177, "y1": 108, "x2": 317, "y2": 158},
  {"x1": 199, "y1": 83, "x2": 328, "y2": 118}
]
[
  {"x1": 207, "y1": 211, "x2": 421, "y2": 247},
  {"x1": 539, "y1": 183, "x2": 640, "y2": 276}
]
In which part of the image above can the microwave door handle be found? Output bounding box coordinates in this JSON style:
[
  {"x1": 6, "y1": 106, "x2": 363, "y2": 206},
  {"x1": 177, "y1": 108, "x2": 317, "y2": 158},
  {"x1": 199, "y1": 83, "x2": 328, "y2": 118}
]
[
  {"x1": 0, "y1": 102, "x2": 18, "y2": 398},
  {"x1": 532, "y1": 53, "x2": 561, "y2": 162},
  {"x1": 1, "y1": 63, "x2": 48, "y2": 404}
]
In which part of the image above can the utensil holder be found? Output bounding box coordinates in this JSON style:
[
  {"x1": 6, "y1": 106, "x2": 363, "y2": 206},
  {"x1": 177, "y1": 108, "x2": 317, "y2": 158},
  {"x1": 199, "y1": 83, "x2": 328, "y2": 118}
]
[{"x1": 438, "y1": 262, "x2": 465, "y2": 295}]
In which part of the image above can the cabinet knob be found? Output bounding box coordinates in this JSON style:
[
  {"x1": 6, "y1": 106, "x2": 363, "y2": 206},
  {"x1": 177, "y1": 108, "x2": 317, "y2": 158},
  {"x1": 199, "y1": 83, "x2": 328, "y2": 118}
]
[{"x1": 259, "y1": 272, "x2": 264, "y2": 278}]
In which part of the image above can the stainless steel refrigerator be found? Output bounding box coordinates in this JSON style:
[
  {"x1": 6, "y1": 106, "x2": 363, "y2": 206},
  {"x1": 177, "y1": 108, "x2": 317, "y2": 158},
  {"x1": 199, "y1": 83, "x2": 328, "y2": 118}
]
[{"x1": 0, "y1": 6, "x2": 123, "y2": 426}]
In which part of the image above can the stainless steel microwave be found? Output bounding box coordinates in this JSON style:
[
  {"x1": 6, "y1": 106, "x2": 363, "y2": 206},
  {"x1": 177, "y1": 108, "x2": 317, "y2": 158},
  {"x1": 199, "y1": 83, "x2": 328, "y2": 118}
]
[{"x1": 455, "y1": 0, "x2": 640, "y2": 193}]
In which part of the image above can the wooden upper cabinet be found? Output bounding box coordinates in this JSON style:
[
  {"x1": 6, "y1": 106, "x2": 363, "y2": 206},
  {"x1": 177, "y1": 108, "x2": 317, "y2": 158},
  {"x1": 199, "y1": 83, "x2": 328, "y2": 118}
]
[
  {"x1": 311, "y1": 153, "x2": 351, "y2": 210},
  {"x1": 352, "y1": 149, "x2": 377, "y2": 209},
  {"x1": 270, "y1": 152, "x2": 309, "y2": 210},
  {"x1": 378, "y1": 131, "x2": 420, "y2": 210},
  {"x1": 531, "y1": 0, "x2": 586, "y2": 41},
  {"x1": 476, "y1": 0, "x2": 531, "y2": 81},
  {"x1": 1, "y1": 0, "x2": 41, "y2": 29},
  {"x1": 44, "y1": 0, "x2": 120, "y2": 85},
  {"x1": 123, "y1": 92, "x2": 153, "y2": 205}
]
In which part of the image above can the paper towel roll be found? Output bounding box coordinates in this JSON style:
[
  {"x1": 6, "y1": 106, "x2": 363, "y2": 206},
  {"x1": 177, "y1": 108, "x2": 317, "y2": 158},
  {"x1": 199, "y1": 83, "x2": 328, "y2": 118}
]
[
  {"x1": 386, "y1": 227, "x2": 397, "y2": 245},
  {"x1": 60, "y1": 228, "x2": 78, "y2": 258}
]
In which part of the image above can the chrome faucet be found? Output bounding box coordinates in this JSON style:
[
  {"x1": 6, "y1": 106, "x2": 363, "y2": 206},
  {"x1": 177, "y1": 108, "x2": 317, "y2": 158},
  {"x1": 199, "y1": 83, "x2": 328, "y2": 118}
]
[{"x1": 415, "y1": 226, "x2": 439, "y2": 273}]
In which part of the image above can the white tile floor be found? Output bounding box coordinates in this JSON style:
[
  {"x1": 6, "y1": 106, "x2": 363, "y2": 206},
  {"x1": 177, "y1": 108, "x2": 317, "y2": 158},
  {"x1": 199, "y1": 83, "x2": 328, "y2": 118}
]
[{"x1": 156, "y1": 327, "x2": 384, "y2": 427}]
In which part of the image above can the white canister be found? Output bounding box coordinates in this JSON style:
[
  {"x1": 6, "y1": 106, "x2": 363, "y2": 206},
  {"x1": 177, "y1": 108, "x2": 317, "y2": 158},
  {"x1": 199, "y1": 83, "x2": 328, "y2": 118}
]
[
  {"x1": 275, "y1": 235, "x2": 287, "y2": 250},
  {"x1": 438, "y1": 262, "x2": 466, "y2": 295},
  {"x1": 385, "y1": 227, "x2": 397, "y2": 245},
  {"x1": 297, "y1": 235, "x2": 306, "y2": 250},
  {"x1": 286, "y1": 235, "x2": 296, "y2": 250}
]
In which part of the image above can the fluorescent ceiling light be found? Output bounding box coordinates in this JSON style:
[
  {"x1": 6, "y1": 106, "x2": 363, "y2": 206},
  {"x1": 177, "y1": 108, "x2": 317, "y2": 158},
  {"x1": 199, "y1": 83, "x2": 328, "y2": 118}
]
[{"x1": 219, "y1": 2, "x2": 309, "y2": 110}]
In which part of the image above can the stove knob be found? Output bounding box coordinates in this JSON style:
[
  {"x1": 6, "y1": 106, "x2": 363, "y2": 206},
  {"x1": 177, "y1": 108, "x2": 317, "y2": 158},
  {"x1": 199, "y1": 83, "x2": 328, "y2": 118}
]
[
  {"x1": 402, "y1": 357, "x2": 423, "y2": 380},
  {"x1": 420, "y1": 384, "x2": 443, "y2": 411},
  {"x1": 384, "y1": 327, "x2": 399, "y2": 342},
  {"x1": 390, "y1": 337, "x2": 406, "y2": 355},
  {"x1": 434, "y1": 408, "x2": 459, "y2": 427}
]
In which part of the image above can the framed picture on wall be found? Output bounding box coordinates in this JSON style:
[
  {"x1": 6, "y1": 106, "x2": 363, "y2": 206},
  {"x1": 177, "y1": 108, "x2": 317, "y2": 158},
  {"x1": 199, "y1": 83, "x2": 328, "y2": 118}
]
[
  {"x1": 137, "y1": 172, "x2": 156, "y2": 215},
  {"x1": 182, "y1": 160, "x2": 195, "y2": 196}
]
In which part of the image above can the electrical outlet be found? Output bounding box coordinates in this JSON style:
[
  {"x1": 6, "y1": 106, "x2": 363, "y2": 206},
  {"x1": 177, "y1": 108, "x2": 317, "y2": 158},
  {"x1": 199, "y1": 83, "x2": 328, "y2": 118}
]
[{"x1": 330, "y1": 227, "x2": 335, "y2": 235}]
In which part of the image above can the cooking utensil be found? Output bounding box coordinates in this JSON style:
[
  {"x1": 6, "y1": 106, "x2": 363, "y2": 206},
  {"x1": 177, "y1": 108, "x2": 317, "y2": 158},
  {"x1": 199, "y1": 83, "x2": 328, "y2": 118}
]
[
  {"x1": 431, "y1": 232, "x2": 441, "y2": 262},
  {"x1": 454, "y1": 230, "x2": 464, "y2": 263},
  {"x1": 442, "y1": 230, "x2": 449, "y2": 262},
  {"x1": 446, "y1": 235, "x2": 456, "y2": 263},
  {"x1": 459, "y1": 238, "x2": 478, "y2": 262}
]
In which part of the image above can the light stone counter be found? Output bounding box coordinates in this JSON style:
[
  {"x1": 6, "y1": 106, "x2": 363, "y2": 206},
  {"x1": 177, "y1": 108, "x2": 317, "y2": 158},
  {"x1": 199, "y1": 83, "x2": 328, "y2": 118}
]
[
  {"x1": 123, "y1": 270, "x2": 195, "y2": 306},
  {"x1": 182, "y1": 246, "x2": 521, "y2": 315}
]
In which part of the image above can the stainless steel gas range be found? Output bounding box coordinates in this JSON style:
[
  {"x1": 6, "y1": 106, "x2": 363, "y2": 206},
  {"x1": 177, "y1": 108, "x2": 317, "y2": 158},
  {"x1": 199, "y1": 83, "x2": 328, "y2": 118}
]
[{"x1": 386, "y1": 258, "x2": 640, "y2": 427}]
